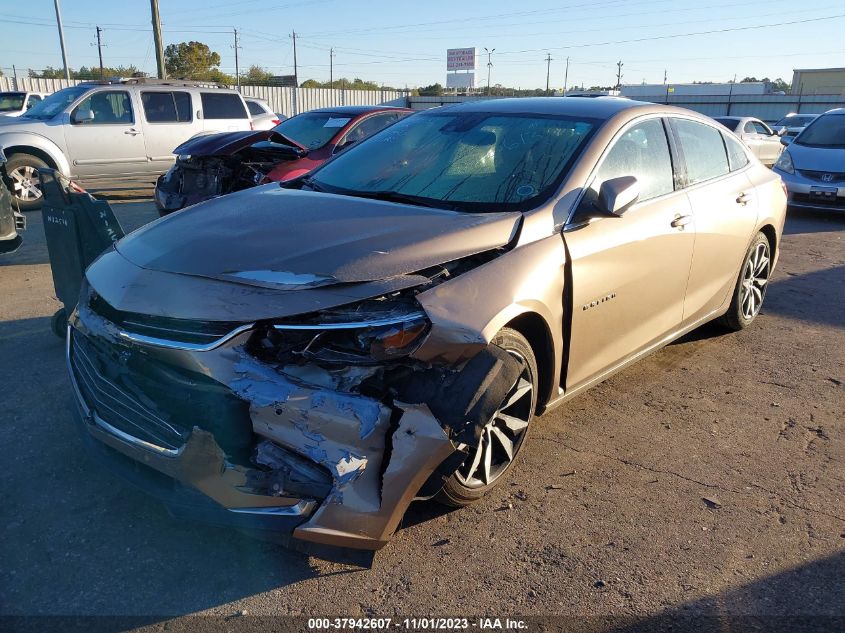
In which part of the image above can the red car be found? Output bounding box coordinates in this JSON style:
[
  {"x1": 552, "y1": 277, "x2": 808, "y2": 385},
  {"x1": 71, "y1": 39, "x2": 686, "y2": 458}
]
[{"x1": 154, "y1": 105, "x2": 413, "y2": 215}]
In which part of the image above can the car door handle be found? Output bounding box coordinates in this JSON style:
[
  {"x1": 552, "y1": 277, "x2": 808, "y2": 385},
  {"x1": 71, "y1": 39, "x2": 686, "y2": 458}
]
[
  {"x1": 124, "y1": 128, "x2": 141, "y2": 136},
  {"x1": 670, "y1": 214, "x2": 692, "y2": 229},
  {"x1": 736, "y1": 192, "x2": 753, "y2": 205}
]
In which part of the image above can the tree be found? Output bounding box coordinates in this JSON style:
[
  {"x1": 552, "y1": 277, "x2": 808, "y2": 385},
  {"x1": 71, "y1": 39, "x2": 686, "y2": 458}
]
[
  {"x1": 417, "y1": 83, "x2": 443, "y2": 96},
  {"x1": 243, "y1": 65, "x2": 272, "y2": 85},
  {"x1": 28, "y1": 65, "x2": 142, "y2": 80},
  {"x1": 164, "y1": 41, "x2": 222, "y2": 80}
]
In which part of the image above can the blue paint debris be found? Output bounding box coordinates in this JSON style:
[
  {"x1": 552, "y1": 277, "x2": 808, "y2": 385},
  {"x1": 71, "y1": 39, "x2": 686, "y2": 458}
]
[
  {"x1": 337, "y1": 398, "x2": 381, "y2": 439},
  {"x1": 292, "y1": 418, "x2": 325, "y2": 443},
  {"x1": 311, "y1": 393, "x2": 327, "y2": 408}
]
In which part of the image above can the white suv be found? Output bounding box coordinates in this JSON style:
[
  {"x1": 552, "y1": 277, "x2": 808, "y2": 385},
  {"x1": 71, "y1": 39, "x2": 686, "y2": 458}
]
[{"x1": 0, "y1": 78, "x2": 253, "y2": 209}]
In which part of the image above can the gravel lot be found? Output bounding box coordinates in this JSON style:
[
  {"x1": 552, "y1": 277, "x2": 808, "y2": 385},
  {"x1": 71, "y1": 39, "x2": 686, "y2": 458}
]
[{"x1": 0, "y1": 197, "x2": 842, "y2": 631}]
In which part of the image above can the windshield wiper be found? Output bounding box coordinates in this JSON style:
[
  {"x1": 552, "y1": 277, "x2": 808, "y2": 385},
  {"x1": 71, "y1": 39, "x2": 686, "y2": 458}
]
[
  {"x1": 341, "y1": 190, "x2": 461, "y2": 211},
  {"x1": 300, "y1": 176, "x2": 326, "y2": 192}
]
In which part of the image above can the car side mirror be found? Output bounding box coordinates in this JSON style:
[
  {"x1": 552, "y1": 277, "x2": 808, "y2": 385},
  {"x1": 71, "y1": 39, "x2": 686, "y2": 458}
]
[
  {"x1": 780, "y1": 135, "x2": 793, "y2": 146},
  {"x1": 597, "y1": 176, "x2": 639, "y2": 216},
  {"x1": 777, "y1": 127, "x2": 787, "y2": 137},
  {"x1": 72, "y1": 109, "x2": 95, "y2": 124}
]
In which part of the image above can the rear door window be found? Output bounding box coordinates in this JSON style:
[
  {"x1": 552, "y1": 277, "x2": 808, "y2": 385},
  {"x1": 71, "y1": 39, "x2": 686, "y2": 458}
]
[
  {"x1": 723, "y1": 133, "x2": 750, "y2": 171},
  {"x1": 246, "y1": 100, "x2": 267, "y2": 116},
  {"x1": 201, "y1": 92, "x2": 248, "y2": 119},
  {"x1": 672, "y1": 118, "x2": 730, "y2": 186},
  {"x1": 141, "y1": 91, "x2": 192, "y2": 123}
]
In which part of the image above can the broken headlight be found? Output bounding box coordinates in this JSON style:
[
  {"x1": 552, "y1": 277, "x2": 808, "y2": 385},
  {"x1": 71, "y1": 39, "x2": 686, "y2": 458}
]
[{"x1": 265, "y1": 306, "x2": 430, "y2": 365}]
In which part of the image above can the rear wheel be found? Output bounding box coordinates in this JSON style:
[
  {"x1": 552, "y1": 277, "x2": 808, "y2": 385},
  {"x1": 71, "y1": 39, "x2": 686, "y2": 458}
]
[
  {"x1": 435, "y1": 328, "x2": 538, "y2": 507},
  {"x1": 718, "y1": 232, "x2": 771, "y2": 331},
  {"x1": 5, "y1": 153, "x2": 48, "y2": 211}
]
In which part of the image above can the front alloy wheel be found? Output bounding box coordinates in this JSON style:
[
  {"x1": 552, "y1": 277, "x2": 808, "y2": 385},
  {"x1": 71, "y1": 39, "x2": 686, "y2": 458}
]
[
  {"x1": 436, "y1": 328, "x2": 538, "y2": 507},
  {"x1": 5, "y1": 153, "x2": 49, "y2": 210}
]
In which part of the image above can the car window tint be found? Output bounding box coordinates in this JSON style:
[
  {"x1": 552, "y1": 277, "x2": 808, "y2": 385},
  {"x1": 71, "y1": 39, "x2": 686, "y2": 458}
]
[
  {"x1": 246, "y1": 101, "x2": 266, "y2": 116},
  {"x1": 743, "y1": 121, "x2": 756, "y2": 134},
  {"x1": 201, "y1": 93, "x2": 248, "y2": 119},
  {"x1": 673, "y1": 118, "x2": 730, "y2": 185},
  {"x1": 27, "y1": 94, "x2": 42, "y2": 106},
  {"x1": 142, "y1": 91, "x2": 192, "y2": 123},
  {"x1": 723, "y1": 133, "x2": 749, "y2": 171},
  {"x1": 73, "y1": 90, "x2": 133, "y2": 124},
  {"x1": 595, "y1": 118, "x2": 674, "y2": 202},
  {"x1": 340, "y1": 112, "x2": 402, "y2": 147}
]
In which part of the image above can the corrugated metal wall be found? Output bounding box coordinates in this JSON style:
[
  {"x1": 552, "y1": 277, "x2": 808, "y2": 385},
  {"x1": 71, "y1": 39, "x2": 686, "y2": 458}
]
[{"x1": 0, "y1": 77, "x2": 409, "y2": 118}]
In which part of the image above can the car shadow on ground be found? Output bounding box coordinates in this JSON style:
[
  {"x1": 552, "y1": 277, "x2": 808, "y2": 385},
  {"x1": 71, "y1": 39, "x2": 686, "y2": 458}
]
[
  {"x1": 609, "y1": 550, "x2": 845, "y2": 633},
  {"x1": 765, "y1": 264, "x2": 845, "y2": 330}
]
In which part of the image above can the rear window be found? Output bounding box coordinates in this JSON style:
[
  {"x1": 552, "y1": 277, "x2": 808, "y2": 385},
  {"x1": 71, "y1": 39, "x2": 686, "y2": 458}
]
[
  {"x1": 200, "y1": 92, "x2": 247, "y2": 119},
  {"x1": 141, "y1": 91, "x2": 192, "y2": 123},
  {"x1": 0, "y1": 92, "x2": 26, "y2": 112},
  {"x1": 673, "y1": 118, "x2": 730, "y2": 185},
  {"x1": 246, "y1": 100, "x2": 268, "y2": 116}
]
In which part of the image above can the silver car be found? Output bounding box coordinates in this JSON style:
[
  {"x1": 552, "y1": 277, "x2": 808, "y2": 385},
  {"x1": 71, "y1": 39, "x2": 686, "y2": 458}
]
[
  {"x1": 713, "y1": 116, "x2": 784, "y2": 167},
  {"x1": 244, "y1": 97, "x2": 283, "y2": 130},
  {"x1": 0, "y1": 79, "x2": 253, "y2": 209},
  {"x1": 773, "y1": 113, "x2": 818, "y2": 141},
  {"x1": 774, "y1": 107, "x2": 845, "y2": 212}
]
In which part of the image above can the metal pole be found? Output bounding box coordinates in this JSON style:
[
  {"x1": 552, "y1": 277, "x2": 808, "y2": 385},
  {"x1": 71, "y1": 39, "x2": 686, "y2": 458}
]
[
  {"x1": 150, "y1": 0, "x2": 166, "y2": 79},
  {"x1": 616, "y1": 60, "x2": 623, "y2": 91},
  {"x1": 12, "y1": 65, "x2": 18, "y2": 91},
  {"x1": 292, "y1": 30, "x2": 298, "y2": 87},
  {"x1": 563, "y1": 56, "x2": 569, "y2": 96},
  {"x1": 96, "y1": 26, "x2": 104, "y2": 78},
  {"x1": 53, "y1": 0, "x2": 71, "y2": 81},
  {"x1": 484, "y1": 47, "x2": 494, "y2": 96},
  {"x1": 545, "y1": 53, "x2": 552, "y2": 94},
  {"x1": 233, "y1": 28, "x2": 240, "y2": 89},
  {"x1": 330, "y1": 47, "x2": 334, "y2": 89}
]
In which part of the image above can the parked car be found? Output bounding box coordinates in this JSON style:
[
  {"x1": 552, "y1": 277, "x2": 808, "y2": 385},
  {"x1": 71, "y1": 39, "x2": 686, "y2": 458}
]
[
  {"x1": 772, "y1": 113, "x2": 817, "y2": 141},
  {"x1": 67, "y1": 98, "x2": 785, "y2": 556},
  {"x1": 0, "y1": 91, "x2": 50, "y2": 117},
  {"x1": 0, "y1": 150, "x2": 25, "y2": 254},
  {"x1": 773, "y1": 107, "x2": 845, "y2": 212},
  {"x1": 244, "y1": 97, "x2": 283, "y2": 130},
  {"x1": 0, "y1": 79, "x2": 253, "y2": 210},
  {"x1": 713, "y1": 116, "x2": 784, "y2": 166},
  {"x1": 154, "y1": 105, "x2": 412, "y2": 214}
]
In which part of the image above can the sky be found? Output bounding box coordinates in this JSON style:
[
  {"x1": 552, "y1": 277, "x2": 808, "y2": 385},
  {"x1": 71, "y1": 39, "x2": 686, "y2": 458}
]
[{"x1": 1, "y1": 0, "x2": 844, "y2": 90}]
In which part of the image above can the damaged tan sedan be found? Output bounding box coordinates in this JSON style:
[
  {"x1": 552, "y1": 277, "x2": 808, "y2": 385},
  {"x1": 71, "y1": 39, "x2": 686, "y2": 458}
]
[{"x1": 68, "y1": 98, "x2": 786, "y2": 559}]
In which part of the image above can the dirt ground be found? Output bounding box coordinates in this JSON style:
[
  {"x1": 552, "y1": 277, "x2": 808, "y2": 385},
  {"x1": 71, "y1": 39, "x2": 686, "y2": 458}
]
[{"x1": 0, "y1": 197, "x2": 842, "y2": 632}]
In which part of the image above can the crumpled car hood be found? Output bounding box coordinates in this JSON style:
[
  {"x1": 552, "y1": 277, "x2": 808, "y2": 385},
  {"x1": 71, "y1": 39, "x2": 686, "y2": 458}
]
[
  {"x1": 115, "y1": 185, "x2": 521, "y2": 289},
  {"x1": 173, "y1": 130, "x2": 307, "y2": 156}
]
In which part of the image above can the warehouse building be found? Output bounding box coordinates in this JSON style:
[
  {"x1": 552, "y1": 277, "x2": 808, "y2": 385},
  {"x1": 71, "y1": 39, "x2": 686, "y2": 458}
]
[{"x1": 791, "y1": 68, "x2": 845, "y2": 96}]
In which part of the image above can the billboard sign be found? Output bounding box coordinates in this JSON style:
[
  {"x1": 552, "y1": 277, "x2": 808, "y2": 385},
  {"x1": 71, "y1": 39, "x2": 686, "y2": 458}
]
[
  {"x1": 447, "y1": 48, "x2": 476, "y2": 71},
  {"x1": 446, "y1": 72, "x2": 475, "y2": 89}
]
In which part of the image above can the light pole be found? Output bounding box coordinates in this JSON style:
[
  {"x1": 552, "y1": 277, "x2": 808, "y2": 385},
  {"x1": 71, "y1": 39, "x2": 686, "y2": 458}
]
[
  {"x1": 484, "y1": 47, "x2": 495, "y2": 96},
  {"x1": 53, "y1": 0, "x2": 70, "y2": 80},
  {"x1": 545, "y1": 53, "x2": 552, "y2": 94},
  {"x1": 563, "y1": 56, "x2": 570, "y2": 96}
]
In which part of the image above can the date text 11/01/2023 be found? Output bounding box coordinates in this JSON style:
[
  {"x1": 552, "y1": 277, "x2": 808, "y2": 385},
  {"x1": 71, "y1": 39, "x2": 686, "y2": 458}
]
[{"x1": 307, "y1": 618, "x2": 529, "y2": 630}]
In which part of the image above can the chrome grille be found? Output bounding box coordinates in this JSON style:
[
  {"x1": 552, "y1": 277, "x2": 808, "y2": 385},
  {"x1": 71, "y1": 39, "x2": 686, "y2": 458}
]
[{"x1": 70, "y1": 330, "x2": 188, "y2": 451}]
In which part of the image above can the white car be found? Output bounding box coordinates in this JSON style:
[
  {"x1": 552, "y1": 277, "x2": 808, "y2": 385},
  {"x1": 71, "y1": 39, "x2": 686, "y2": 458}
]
[
  {"x1": 244, "y1": 97, "x2": 283, "y2": 130},
  {"x1": 713, "y1": 116, "x2": 784, "y2": 167},
  {"x1": 0, "y1": 91, "x2": 50, "y2": 117}
]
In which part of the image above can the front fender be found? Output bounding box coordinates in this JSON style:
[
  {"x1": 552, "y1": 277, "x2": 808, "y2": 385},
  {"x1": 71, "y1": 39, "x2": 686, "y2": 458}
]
[
  {"x1": 0, "y1": 131, "x2": 71, "y2": 176},
  {"x1": 412, "y1": 234, "x2": 565, "y2": 390}
]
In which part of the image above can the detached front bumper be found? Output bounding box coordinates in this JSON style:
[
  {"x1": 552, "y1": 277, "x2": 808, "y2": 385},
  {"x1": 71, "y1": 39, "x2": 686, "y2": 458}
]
[
  {"x1": 154, "y1": 174, "x2": 187, "y2": 216},
  {"x1": 775, "y1": 168, "x2": 845, "y2": 212}
]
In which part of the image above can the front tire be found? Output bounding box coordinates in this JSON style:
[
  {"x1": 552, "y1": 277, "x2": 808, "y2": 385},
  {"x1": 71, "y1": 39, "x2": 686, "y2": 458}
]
[
  {"x1": 435, "y1": 328, "x2": 538, "y2": 508},
  {"x1": 5, "y1": 153, "x2": 49, "y2": 211},
  {"x1": 718, "y1": 232, "x2": 771, "y2": 331}
]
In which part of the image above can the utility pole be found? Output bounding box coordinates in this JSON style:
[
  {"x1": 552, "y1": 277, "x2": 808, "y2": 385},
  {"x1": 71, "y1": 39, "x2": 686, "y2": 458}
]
[
  {"x1": 545, "y1": 53, "x2": 552, "y2": 94},
  {"x1": 330, "y1": 47, "x2": 335, "y2": 89},
  {"x1": 53, "y1": 0, "x2": 70, "y2": 81},
  {"x1": 563, "y1": 56, "x2": 570, "y2": 96},
  {"x1": 95, "y1": 26, "x2": 105, "y2": 78},
  {"x1": 615, "y1": 60, "x2": 623, "y2": 91},
  {"x1": 232, "y1": 28, "x2": 241, "y2": 89},
  {"x1": 150, "y1": 0, "x2": 166, "y2": 79},
  {"x1": 12, "y1": 65, "x2": 18, "y2": 91},
  {"x1": 484, "y1": 47, "x2": 495, "y2": 96},
  {"x1": 664, "y1": 69, "x2": 669, "y2": 103},
  {"x1": 292, "y1": 30, "x2": 299, "y2": 87}
]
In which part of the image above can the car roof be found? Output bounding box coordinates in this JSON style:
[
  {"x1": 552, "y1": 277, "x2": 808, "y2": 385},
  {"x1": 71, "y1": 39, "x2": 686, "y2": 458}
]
[
  {"x1": 307, "y1": 105, "x2": 411, "y2": 115},
  {"x1": 824, "y1": 108, "x2": 845, "y2": 115},
  {"x1": 433, "y1": 96, "x2": 684, "y2": 120}
]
